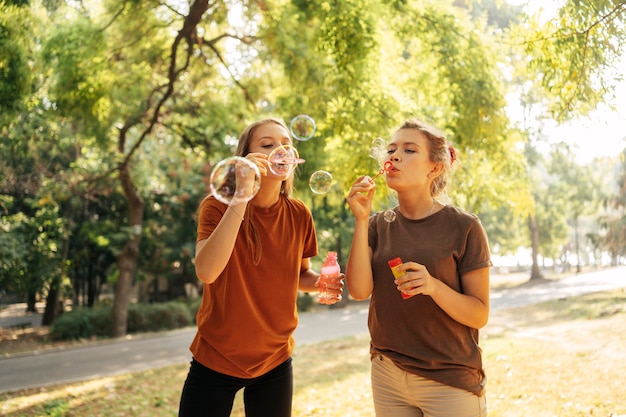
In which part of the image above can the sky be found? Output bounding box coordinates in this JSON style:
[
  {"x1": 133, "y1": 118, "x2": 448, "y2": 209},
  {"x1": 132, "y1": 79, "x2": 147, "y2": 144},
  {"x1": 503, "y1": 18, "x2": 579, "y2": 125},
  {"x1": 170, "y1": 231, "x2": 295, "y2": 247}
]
[{"x1": 506, "y1": 0, "x2": 626, "y2": 164}]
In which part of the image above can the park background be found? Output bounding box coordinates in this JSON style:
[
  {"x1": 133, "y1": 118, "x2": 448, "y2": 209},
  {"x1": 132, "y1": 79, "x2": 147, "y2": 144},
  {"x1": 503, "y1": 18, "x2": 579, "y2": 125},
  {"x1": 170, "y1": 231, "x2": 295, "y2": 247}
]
[{"x1": 1, "y1": 1, "x2": 626, "y2": 412}]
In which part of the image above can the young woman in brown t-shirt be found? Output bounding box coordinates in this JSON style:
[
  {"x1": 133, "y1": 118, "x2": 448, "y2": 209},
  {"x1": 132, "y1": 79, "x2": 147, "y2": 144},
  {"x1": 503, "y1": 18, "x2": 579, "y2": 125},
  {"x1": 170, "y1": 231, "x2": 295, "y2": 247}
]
[{"x1": 346, "y1": 118, "x2": 491, "y2": 416}]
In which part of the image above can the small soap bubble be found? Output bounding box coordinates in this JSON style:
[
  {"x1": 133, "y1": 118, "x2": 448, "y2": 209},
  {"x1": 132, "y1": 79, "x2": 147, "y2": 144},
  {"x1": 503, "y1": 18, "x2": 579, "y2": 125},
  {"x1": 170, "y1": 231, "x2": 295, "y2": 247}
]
[
  {"x1": 290, "y1": 115, "x2": 316, "y2": 141},
  {"x1": 268, "y1": 144, "x2": 303, "y2": 177},
  {"x1": 309, "y1": 170, "x2": 333, "y2": 194},
  {"x1": 209, "y1": 156, "x2": 261, "y2": 205},
  {"x1": 369, "y1": 137, "x2": 388, "y2": 166},
  {"x1": 383, "y1": 209, "x2": 397, "y2": 223}
]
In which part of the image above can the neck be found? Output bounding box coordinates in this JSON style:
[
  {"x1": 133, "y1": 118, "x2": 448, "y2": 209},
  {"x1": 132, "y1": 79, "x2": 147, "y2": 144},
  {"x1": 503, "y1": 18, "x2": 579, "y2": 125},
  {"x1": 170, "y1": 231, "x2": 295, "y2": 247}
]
[
  {"x1": 252, "y1": 181, "x2": 282, "y2": 208},
  {"x1": 397, "y1": 196, "x2": 437, "y2": 220}
]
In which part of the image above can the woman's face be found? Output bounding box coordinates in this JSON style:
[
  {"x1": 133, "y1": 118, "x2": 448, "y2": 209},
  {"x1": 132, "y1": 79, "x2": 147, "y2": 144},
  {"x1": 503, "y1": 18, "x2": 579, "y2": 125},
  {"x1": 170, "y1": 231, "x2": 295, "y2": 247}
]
[
  {"x1": 385, "y1": 128, "x2": 437, "y2": 191},
  {"x1": 248, "y1": 122, "x2": 294, "y2": 180},
  {"x1": 248, "y1": 123, "x2": 292, "y2": 156}
]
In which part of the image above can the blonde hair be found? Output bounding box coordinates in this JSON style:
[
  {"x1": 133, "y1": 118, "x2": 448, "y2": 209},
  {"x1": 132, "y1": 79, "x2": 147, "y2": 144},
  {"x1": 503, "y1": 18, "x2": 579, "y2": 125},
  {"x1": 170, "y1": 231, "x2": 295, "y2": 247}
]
[{"x1": 395, "y1": 118, "x2": 456, "y2": 198}]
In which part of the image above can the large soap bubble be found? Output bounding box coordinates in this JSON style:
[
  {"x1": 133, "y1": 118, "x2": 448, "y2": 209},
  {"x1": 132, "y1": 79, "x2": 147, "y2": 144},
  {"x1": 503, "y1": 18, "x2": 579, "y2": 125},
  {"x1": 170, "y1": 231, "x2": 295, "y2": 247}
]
[
  {"x1": 290, "y1": 115, "x2": 316, "y2": 141},
  {"x1": 209, "y1": 156, "x2": 261, "y2": 205},
  {"x1": 369, "y1": 137, "x2": 388, "y2": 167},
  {"x1": 268, "y1": 144, "x2": 305, "y2": 177},
  {"x1": 309, "y1": 170, "x2": 333, "y2": 194}
]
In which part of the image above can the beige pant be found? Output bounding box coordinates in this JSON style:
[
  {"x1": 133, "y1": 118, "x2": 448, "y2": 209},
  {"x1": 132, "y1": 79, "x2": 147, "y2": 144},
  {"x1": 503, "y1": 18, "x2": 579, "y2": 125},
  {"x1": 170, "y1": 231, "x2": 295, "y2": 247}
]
[{"x1": 371, "y1": 354, "x2": 487, "y2": 417}]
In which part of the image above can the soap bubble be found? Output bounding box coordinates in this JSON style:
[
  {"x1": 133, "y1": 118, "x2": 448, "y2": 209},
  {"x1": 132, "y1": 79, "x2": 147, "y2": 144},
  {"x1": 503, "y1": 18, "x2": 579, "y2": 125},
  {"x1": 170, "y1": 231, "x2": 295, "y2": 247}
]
[
  {"x1": 369, "y1": 137, "x2": 388, "y2": 166},
  {"x1": 309, "y1": 170, "x2": 333, "y2": 194},
  {"x1": 268, "y1": 144, "x2": 305, "y2": 177},
  {"x1": 209, "y1": 156, "x2": 261, "y2": 205},
  {"x1": 290, "y1": 115, "x2": 316, "y2": 141},
  {"x1": 383, "y1": 209, "x2": 397, "y2": 223}
]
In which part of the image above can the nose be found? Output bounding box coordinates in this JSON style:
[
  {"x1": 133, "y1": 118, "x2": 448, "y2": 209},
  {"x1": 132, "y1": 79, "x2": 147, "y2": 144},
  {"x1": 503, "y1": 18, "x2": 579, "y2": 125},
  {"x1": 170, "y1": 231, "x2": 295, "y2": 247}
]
[{"x1": 389, "y1": 151, "x2": 400, "y2": 161}]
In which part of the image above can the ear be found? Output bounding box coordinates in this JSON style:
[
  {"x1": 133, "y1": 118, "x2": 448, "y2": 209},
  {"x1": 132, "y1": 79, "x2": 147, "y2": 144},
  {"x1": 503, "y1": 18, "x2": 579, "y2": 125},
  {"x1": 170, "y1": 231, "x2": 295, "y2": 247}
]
[{"x1": 428, "y1": 162, "x2": 444, "y2": 179}]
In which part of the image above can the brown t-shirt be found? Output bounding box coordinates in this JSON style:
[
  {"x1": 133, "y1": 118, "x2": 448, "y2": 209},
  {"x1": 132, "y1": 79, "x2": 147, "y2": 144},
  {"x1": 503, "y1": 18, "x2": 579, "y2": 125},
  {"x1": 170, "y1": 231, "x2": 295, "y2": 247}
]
[
  {"x1": 368, "y1": 205, "x2": 492, "y2": 396},
  {"x1": 190, "y1": 195, "x2": 317, "y2": 378}
]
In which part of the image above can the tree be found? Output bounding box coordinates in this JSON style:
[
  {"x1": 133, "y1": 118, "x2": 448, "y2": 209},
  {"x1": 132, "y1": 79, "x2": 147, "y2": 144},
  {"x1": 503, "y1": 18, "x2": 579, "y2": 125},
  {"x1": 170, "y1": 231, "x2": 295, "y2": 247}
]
[
  {"x1": 599, "y1": 147, "x2": 626, "y2": 264},
  {"x1": 515, "y1": 1, "x2": 626, "y2": 121},
  {"x1": 12, "y1": 0, "x2": 621, "y2": 332},
  {"x1": 548, "y1": 143, "x2": 604, "y2": 271}
]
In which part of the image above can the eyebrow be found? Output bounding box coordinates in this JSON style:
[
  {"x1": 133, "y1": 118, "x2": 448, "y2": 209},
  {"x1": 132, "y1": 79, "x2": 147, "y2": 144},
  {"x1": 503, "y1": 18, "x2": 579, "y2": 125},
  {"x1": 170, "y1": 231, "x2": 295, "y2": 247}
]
[
  {"x1": 258, "y1": 135, "x2": 291, "y2": 142},
  {"x1": 389, "y1": 141, "x2": 419, "y2": 147}
]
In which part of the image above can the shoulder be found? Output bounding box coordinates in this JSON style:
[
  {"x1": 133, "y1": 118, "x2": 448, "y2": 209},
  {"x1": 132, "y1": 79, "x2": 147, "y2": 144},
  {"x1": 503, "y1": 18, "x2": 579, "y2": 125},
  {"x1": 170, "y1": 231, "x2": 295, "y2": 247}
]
[
  {"x1": 440, "y1": 205, "x2": 484, "y2": 228},
  {"x1": 199, "y1": 195, "x2": 227, "y2": 216},
  {"x1": 281, "y1": 195, "x2": 313, "y2": 217}
]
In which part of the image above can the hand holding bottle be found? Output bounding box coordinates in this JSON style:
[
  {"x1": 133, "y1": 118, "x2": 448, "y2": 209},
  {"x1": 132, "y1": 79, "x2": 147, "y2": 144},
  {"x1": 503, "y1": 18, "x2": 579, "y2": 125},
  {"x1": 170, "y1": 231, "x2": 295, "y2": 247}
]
[{"x1": 319, "y1": 251, "x2": 344, "y2": 305}]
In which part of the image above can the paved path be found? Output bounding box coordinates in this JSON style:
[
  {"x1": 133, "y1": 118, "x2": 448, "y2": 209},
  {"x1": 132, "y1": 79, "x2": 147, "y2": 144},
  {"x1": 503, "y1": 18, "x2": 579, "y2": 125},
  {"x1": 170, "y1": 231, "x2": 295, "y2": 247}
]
[{"x1": 1, "y1": 266, "x2": 625, "y2": 394}]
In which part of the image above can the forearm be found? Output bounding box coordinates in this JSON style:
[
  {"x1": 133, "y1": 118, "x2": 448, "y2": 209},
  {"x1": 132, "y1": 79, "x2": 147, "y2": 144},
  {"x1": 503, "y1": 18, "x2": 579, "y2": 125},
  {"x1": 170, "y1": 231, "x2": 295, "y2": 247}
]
[
  {"x1": 345, "y1": 220, "x2": 373, "y2": 300},
  {"x1": 430, "y1": 274, "x2": 490, "y2": 329},
  {"x1": 194, "y1": 203, "x2": 247, "y2": 284},
  {"x1": 298, "y1": 268, "x2": 320, "y2": 293}
]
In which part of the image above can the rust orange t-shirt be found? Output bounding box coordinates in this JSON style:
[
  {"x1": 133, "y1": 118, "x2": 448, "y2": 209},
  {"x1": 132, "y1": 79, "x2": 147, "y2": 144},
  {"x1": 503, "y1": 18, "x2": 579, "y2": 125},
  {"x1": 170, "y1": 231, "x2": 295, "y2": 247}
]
[{"x1": 190, "y1": 194, "x2": 317, "y2": 378}]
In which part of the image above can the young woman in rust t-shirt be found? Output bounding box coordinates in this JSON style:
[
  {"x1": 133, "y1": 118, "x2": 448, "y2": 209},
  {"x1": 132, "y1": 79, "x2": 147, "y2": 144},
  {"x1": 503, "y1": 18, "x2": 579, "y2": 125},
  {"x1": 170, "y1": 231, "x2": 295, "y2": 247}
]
[
  {"x1": 178, "y1": 117, "x2": 343, "y2": 417},
  {"x1": 346, "y1": 119, "x2": 491, "y2": 417}
]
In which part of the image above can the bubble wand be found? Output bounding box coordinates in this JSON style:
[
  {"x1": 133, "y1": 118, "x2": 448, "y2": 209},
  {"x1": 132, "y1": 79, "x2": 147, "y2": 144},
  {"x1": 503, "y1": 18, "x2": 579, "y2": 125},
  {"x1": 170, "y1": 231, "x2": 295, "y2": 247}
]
[{"x1": 362, "y1": 161, "x2": 393, "y2": 185}]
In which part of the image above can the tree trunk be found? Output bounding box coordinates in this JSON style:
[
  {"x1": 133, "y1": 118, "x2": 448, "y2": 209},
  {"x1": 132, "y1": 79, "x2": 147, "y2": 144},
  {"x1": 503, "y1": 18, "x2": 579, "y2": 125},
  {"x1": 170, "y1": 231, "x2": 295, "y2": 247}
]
[
  {"x1": 26, "y1": 290, "x2": 38, "y2": 313},
  {"x1": 574, "y1": 217, "x2": 581, "y2": 273},
  {"x1": 42, "y1": 278, "x2": 61, "y2": 326},
  {"x1": 112, "y1": 164, "x2": 144, "y2": 338},
  {"x1": 109, "y1": 0, "x2": 209, "y2": 336},
  {"x1": 528, "y1": 214, "x2": 543, "y2": 280}
]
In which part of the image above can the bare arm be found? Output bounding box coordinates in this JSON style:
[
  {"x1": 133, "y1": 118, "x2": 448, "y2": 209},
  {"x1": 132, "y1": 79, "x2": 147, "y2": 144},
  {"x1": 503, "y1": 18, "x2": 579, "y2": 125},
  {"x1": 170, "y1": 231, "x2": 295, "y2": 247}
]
[
  {"x1": 345, "y1": 176, "x2": 376, "y2": 300},
  {"x1": 298, "y1": 258, "x2": 319, "y2": 292},
  {"x1": 194, "y1": 201, "x2": 247, "y2": 284},
  {"x1": 194, "y1": 153, "x2": 269, "y2": 284}
]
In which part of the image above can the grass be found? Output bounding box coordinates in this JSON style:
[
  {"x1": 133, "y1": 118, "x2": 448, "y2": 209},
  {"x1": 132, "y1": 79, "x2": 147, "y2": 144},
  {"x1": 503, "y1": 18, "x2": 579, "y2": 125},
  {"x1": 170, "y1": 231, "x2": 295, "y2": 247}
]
[{"x1": 1, "y1": 286, "x2": 626, "y2": 417}]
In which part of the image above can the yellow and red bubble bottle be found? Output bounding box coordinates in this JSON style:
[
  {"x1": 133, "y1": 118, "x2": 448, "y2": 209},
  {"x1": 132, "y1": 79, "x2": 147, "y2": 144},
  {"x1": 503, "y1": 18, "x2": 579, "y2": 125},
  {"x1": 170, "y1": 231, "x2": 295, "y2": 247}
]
[{"x1": 388, "y1": 257, "x2": 415, "y2": 300}]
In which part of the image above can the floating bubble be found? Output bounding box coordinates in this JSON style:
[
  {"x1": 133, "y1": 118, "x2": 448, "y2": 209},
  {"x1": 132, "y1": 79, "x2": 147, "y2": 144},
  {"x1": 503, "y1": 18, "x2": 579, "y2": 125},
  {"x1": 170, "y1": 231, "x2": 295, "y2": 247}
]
[
  {"x1": 309, "y1": 170, "x2": 333, "y2": 194},
  {"x1": 290, "y1": 115, "x2": 316, "y2": 141},
  {"x1": 209, "y1": 156, "x2": 261, "y2": 205},
  {"x1": 369, "y1": 137, "x2": 388, "y2": 166},
  {"x1": 268, "y1": 144, "x2": 305, "y2": 177},
  {"x1": 383, "y1": 209, "x2": 397, "y2": 223}
]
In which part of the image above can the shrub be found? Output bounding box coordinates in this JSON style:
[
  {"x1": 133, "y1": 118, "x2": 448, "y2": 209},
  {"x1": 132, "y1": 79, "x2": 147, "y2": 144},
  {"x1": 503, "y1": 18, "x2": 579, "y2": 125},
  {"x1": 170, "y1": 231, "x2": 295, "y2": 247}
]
[
  {"x1": 49, "y1": 301, "x2": 194, "y2": 341},
  {"x1": 49, "y1": 307, "x2": 111, "y2": 341},
  {"x1": 297, "y1": 292, "x2": 314, "y2": 312},
  {"x1": 127, "y1": 302, "x2": 192, "y2": 333}
]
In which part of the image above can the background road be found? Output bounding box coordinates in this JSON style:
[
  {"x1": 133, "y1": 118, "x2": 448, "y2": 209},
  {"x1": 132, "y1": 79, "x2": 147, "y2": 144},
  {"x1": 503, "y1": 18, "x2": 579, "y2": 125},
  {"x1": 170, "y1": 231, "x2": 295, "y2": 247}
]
[{"x1": 1, "y1": 266, "x2": 625, "y2": 394}]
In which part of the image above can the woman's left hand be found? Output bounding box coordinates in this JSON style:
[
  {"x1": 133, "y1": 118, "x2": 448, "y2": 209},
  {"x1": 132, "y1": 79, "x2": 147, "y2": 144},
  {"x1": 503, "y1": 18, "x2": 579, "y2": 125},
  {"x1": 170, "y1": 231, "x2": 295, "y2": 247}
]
[
  {"x1": 393, "y1": 262, "x2": 438, "y2": 297},
  {"x1": 319, "y1": 273, "x2": 345, "y2": 305}
]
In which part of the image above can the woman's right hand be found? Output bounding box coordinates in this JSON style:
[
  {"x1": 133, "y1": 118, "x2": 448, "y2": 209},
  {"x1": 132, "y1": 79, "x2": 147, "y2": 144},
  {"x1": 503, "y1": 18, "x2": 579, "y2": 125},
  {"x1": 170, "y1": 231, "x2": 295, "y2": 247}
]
[
  {"x1": 231, "y1": 154, "x2": 267, "y2": 204},
  {"x1": 346, "y1": 175, "x2": 376, "y2": 220}
]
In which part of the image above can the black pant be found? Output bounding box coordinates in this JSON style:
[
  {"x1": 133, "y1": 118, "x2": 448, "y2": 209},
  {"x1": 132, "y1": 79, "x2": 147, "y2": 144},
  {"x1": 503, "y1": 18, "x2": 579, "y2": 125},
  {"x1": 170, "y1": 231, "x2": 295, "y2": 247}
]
[{"x1": 178, "y1": 357, "x2": 293, "y2": 417}]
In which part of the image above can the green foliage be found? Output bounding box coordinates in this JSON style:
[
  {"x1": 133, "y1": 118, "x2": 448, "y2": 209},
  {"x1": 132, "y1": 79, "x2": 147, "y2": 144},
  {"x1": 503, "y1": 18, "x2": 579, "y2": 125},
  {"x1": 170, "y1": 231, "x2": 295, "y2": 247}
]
[
  {"x1": 41, "y1": 19, "x2": 110, "y2": 141},
  {"x1": 42, "y1": 399, "x2": 69, "y2": 417},
  {"x1": 126, "y1": 302, "x2": 192, "y2": 333},
  {"x1": 3, "y1": 0, "x2": 624, "y2": 325},
  {"x1": 0, "y1": 24, "x2": 28, "y2": 111},
  {"x1": 512, "y1": 0, "x2": 626, "y2": 121},
  {"x1": 297, "y1": 292, "x2": 314, "y2": 312},
  {"x1": 49, "y1": 301, "x2": 194, "y2": 341},
  {"x1": 49, "y1": 307, "x2": 112, "y2": 341},
  {"x1": 598, "y1": 147, "x2": 626, "y2": 264}
]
